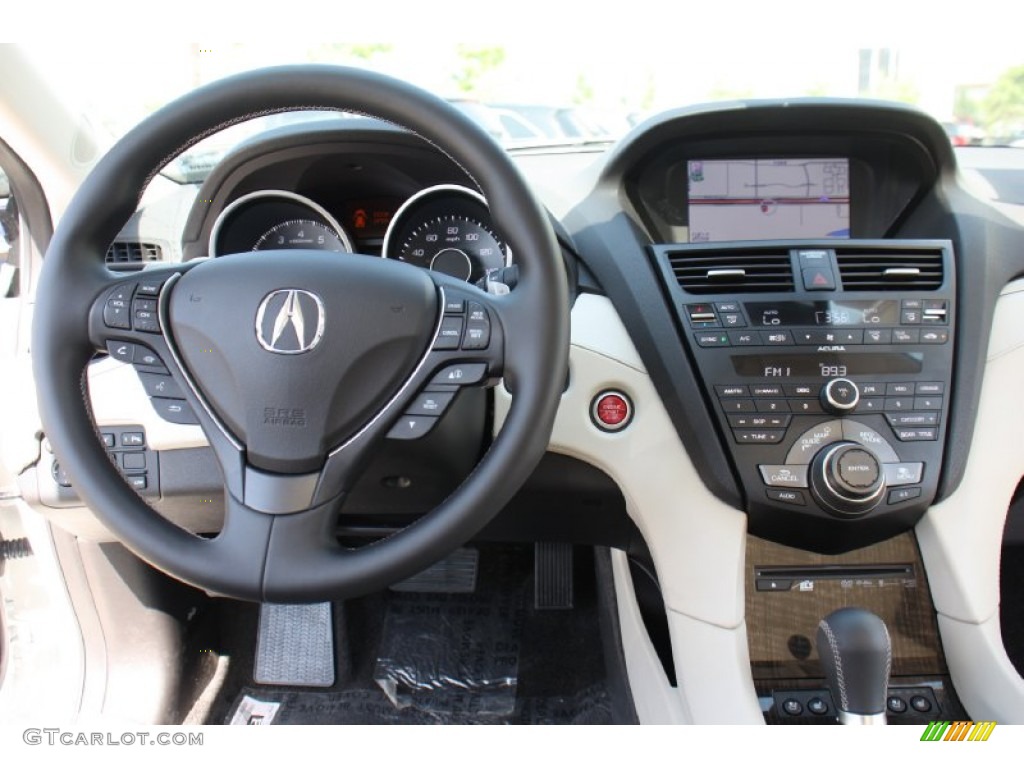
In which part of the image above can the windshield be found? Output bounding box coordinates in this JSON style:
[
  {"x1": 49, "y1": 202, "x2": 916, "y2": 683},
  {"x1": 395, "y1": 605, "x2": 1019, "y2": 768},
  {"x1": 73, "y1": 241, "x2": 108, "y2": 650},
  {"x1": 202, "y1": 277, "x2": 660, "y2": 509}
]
[{"x1": 18, "y1": 20, "x2": 1024, "y2": 184}]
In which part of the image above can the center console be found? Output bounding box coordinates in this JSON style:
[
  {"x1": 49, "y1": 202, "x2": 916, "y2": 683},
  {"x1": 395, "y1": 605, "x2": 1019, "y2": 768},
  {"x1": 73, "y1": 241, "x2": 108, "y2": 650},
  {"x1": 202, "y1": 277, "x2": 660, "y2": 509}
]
[{"x1": 651, "y1": 239, "x2": 955, "y2": 552}]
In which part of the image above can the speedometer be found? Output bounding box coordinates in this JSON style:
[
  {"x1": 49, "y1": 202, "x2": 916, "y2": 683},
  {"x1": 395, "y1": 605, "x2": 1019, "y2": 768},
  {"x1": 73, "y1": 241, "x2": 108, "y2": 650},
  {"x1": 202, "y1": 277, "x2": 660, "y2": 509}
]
[{"x1": 383, "y1": 185, "x2": 510, "y2": 282}]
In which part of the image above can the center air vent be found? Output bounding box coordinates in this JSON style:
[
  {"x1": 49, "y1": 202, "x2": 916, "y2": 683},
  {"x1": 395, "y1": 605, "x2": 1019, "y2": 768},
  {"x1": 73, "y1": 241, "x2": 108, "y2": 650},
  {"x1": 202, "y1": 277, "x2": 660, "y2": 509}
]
[
  {"x1": 106, "y1": 241, "x2": 163, "y2": 269},
  {"x1": 835, "y1": 245, "x2": 944, "y2": 291},
  {"x1": 665, "y1": 247, "x2": 794, "y2": 294}
]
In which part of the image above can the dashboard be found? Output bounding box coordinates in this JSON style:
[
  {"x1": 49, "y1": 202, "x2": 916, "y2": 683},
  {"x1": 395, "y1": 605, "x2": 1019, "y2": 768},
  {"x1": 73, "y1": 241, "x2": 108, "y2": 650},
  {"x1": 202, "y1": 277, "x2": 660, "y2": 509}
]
[{"x1": 25, "y1": 99, "x2": 1024, "y2": 725}]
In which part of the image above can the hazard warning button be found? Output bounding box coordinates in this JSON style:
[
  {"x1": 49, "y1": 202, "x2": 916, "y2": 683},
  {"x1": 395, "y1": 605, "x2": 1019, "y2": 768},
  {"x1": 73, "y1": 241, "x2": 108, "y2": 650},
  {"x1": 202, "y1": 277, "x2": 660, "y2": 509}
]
[{"x1": 802, "y1": 266, "x2": 836, "y2": 291}]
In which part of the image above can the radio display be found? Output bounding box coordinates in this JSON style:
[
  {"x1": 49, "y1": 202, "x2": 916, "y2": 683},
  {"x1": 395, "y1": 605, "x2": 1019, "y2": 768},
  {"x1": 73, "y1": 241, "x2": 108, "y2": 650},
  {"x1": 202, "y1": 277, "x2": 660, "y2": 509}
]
[
  {"x1": 731, "y1": 352, "x2": 924, "y2": 379},
  {"x1": 687, "y1": 158, "x2": 849, "y2": 242},
  {"x1": 745, "y1": 300, "x2": 899, "y2": 327}
]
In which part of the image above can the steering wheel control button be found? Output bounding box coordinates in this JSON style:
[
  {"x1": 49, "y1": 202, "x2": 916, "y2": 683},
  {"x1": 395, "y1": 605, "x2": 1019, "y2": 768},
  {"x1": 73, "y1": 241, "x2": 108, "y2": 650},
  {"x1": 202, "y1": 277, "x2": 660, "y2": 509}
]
[
  {"x1": 103, "y1": 284, "x2": 135, "y2": 329},
  {"x1": 591, "y1": 391, "x2": 633, "y2": 432},
  {"x1": 137, "y1": 372, "x2": 184, "y2": 400},
  {"x1": 462, "y1": 302, "x2": 491, "y2": 349},
  {"x1": 107, "y1": 340, "x2": 136, "y2": 363},
  {"x1": 443, "y1": 297, "x2": 466, "y2": 313},
  {"x1": 120, "y1": 431, "x2": 145, "y2": 447},
  {"x1": 785, "y1": 420, "x2": 843, "y2": 463},
  {"x1": 151, "y1": 397, "x2": 199, "y2": 425},
  {"x1": 122, "y1": 452, "x2": 147, "y2": 471},
  {"x1": 434, "y1": 316, "x2": 464, "y2": 349},
  {"x1": 406, "y1": 391, "x2": 456, "y2": 417},
  {"x1": 387, "y1": 415, "x2": 439, "y2": 440},
  {"x1": 820, "y1": 378, "x2": 859, "y2": 415},
  {"x1": 133, "y1": 347, "x2": 168, "y2": 372},
  {"x1": 132, "y1": 297, "x2": 160, "y2": 333},
  {"x1": 759, "y1": 465, "x2": 809, "y2": 488},
  {"x1": 883, "y1": 463, "x2": 923, "y2": 486},
  {"x1": 431, "y1": 363, "x2": 486, "y2": 386},
  {"x1": 136, "y1": 280, "x2": 164, "y2": 297},
  {"x1": 887, "y1": 486, "x2": 922, "y2": 505},
  {"x1": 766, "y1": 488, "x2": 806, "y2": 506}
]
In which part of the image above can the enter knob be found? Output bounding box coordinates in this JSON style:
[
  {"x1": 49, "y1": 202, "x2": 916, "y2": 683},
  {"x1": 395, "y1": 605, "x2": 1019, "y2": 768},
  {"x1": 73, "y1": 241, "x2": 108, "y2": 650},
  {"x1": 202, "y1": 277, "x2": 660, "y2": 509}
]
[
  {"x1": 810, "y1": 441, "x2": 885, "y2": 516},
  {"x1": 820, "y1": 378, "x2": 860, "y2": 415}
]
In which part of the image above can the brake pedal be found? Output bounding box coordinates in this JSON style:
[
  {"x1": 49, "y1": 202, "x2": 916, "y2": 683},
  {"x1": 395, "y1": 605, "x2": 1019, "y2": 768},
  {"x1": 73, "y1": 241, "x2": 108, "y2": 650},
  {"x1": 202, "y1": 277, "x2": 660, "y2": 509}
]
[
  {"x1": 535, "y1": 542, "x2": 574, "y2": 610},
  {"x1": 254, "y1": 602, "x2": 334, "y2": 687}
]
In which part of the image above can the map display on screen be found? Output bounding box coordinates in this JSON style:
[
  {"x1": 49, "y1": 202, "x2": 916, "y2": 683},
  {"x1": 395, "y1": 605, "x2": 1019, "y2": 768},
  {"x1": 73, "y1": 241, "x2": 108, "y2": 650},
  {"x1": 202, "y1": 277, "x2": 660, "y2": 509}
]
[{"x1": 687, "y1": 158, "x2": 849, "y2": 242}]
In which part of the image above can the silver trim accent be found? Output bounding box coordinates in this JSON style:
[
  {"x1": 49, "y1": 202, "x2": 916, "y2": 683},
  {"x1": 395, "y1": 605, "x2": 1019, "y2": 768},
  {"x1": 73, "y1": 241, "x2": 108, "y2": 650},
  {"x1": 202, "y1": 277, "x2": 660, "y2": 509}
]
[
  {"x1": 157, "y1": 272, "x2": 244, "y2": 451},
  {"x1": 838, "y1": 711, "x2": 887, "y2": 725},
  {"x1": 706, "y1": 268, "x2": 746, "y2": 279},
  {"x1": 327, "y1": 286, "x2": 449, "y2": 459},
  {"x1": 883, "y1": 267, "x2": 921, "y2": 277},
  {"x1": 209, "y1": 190, "x2": 354, "y2": 257},
  {"x1": 818, "y1": 442, "x2": 886, "y2": 512},
  {"x1": 244, "y1": 466, "x2": 320, "y2": 514},
  {"x1": 824, "y1": 377, "x2": 860, "y2": 413},
  {"x1": 381, "y1": 183, "x2": 513, "y2": 271},
  {"x1": 255, "y1": 289, "x2": 325, "y2": 355}
]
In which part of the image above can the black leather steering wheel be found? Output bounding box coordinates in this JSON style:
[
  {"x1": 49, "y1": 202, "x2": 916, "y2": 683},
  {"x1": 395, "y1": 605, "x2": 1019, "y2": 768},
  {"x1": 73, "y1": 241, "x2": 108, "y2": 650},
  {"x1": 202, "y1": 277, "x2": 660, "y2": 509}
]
[{"x1": 32, "y1": 66, "x2": 569, "y2": 602}]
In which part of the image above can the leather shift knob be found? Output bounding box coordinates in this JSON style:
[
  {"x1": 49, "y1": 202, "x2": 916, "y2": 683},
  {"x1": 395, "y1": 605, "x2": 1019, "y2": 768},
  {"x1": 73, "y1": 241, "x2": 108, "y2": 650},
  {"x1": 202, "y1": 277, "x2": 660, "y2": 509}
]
[{"x1": 816, "y1": 607, "x2": 891, "y2": 724}]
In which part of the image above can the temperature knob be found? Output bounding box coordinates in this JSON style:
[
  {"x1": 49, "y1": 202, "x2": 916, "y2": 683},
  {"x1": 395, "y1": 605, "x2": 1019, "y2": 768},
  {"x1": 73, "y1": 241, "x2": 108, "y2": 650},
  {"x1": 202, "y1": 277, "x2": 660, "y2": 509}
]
[
  {"x1": 820, "y1": 378, "x2": 859, "y2": 415},
  {"x1": 809, "y1": 441, "x2": 885, "y2": 516}
]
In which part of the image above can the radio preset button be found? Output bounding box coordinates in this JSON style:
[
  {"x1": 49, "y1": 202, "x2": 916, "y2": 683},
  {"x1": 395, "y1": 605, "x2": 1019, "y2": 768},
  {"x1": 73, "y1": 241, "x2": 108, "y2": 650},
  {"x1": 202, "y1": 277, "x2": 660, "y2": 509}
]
[
  {"x1": 914, "y1": 396, "x2": 943, "y2": 411},
  {"x1": 790, "y1": 399, "x2": 825, "y2": 414},
  {"x1": 721, "y1": 399, "x2": 756, "y2": 413},
  {"x1": 755, "y1": 399, "x2": 790, "y2": 413},
  {"x1": 856, "y1": 398, "x2": 884, "y2": 412}
]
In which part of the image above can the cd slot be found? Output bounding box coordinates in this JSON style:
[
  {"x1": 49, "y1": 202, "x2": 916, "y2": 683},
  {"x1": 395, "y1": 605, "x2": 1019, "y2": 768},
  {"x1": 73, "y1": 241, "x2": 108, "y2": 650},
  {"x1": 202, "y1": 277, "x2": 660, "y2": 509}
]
[{"x1": 754, "y1": 563, "x2": 913, "y2": 592}]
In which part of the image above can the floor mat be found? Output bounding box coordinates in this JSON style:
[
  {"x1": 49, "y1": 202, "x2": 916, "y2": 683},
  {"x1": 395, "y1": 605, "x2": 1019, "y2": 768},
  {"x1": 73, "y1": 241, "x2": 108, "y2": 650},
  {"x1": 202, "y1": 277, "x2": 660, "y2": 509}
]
[{"x1": 201, "y1": 545, "x2": 619, "y2": 725}]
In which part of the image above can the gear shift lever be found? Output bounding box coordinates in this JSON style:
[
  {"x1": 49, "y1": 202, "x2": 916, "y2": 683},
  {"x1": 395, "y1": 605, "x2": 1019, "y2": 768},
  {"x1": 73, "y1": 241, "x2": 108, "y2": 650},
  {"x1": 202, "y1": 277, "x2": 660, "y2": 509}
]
[{"x1": 816, "y1": 607, "x2": 891, "y2": 725}]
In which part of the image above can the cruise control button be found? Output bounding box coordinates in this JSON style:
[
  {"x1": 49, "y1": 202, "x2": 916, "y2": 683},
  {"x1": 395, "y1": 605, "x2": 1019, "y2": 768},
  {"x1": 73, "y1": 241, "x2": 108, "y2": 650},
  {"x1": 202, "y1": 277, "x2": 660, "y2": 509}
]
[
  {"x1": 431, "y1": 363, "x2": 487, "y2": 386},
  {"x1": 151, "y1": 398, "x2": 198, "y2": 425},
  {"x1": 883, "y1": 463, "x2": 924, "y2": 486},
  {"x1": 759, "y1": 465, "x2": 809, "y2": 488},
  {"x1": 387, "y1": 415, "x2": 439, "y2": 440},
  {"x1": 434, "y1": 316, "x2": 464, "y2": 350},
  {"x1": 407, "y1": 391, "x2": 456, "y2": 417},
  {"x1": 107, "y1": 341, "x2": 136, "y2": 363},
  {"x1": 444, "y1": 297, "x2": 466, "y2": 313},
  {"x1": 462, "y1": 319, "x2": 491, "y2": 350}
]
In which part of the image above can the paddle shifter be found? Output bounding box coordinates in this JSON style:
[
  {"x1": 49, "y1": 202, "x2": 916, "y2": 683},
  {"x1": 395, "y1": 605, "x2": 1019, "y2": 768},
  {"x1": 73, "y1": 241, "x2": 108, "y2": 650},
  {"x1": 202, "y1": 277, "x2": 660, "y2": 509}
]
[{"x1": 816, "y1": 607, "x2": 892, "y2": 725}]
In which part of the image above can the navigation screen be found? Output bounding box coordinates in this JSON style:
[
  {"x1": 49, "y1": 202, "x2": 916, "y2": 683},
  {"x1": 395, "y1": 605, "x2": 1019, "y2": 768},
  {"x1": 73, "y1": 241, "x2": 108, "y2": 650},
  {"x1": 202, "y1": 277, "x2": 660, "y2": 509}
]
[{"x1": 687, "y1": 158, "x2": 849, "y2": 242}]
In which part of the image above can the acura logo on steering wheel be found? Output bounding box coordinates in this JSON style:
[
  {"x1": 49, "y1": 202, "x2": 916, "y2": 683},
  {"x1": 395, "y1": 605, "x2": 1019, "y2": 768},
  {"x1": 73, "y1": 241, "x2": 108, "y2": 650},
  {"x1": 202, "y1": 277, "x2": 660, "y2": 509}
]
[{"x1": 255, "y1": 289, "x2": 325, "y2": 354}]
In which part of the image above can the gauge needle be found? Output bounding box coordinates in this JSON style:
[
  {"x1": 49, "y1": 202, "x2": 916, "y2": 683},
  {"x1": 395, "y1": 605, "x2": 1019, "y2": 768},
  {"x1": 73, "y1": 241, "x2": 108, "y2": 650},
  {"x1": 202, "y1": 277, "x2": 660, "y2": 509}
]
[{"x1": 271, "y1": 291, "x2": 305, "y2": 349}]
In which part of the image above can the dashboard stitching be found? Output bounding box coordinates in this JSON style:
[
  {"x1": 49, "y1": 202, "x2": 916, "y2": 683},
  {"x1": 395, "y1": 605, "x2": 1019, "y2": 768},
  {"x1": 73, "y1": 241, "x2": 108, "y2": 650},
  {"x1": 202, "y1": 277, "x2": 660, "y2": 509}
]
[{"x1": 818, "y1": 618, "x2": 849, "y2": 711}]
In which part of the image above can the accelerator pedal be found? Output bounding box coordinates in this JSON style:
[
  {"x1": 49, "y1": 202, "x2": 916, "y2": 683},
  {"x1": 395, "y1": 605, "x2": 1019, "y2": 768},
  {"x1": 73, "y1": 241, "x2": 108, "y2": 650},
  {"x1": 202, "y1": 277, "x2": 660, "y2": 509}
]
[
  {"x1": 535, "y1": 542, "x2": 574, "y2": 610},
  {"x1": 254, "y1": 603, "x2": 334, "y2": 687}
]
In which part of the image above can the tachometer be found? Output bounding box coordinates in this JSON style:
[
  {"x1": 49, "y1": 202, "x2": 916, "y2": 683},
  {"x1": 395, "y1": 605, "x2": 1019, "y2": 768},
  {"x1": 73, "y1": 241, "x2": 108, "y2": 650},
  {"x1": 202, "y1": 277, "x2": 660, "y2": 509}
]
[
  {"x1": 253, "y1": 219, "x2": 349, "y2": 251},
  {"x1": 383, "y1": 185, "x2": 510, "y2": 282},
  {"x1": 209, "y1": 190, "x2": 353, "y2": 256}
]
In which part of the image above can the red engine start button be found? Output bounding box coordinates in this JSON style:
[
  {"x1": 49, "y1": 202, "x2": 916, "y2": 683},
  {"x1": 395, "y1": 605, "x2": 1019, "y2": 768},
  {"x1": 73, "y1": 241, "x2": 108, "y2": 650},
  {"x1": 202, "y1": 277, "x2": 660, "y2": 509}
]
[{"x1": 591, "y1": 390, "x2": 633, "y2": 432}]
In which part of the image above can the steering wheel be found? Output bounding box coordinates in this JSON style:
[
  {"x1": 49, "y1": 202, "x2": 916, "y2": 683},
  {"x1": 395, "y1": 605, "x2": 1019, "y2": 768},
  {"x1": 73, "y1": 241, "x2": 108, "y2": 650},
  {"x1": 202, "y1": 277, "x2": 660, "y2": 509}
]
[{"x1": 32, "y1": 66, "x2": 569, "y2": 602}]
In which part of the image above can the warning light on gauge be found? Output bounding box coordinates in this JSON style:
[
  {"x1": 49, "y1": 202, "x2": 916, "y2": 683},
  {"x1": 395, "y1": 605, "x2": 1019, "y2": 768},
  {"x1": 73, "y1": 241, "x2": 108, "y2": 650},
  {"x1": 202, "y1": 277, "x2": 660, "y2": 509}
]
[{"x1": 353, "y1": 209, "x2": 368, "y2": 230}]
